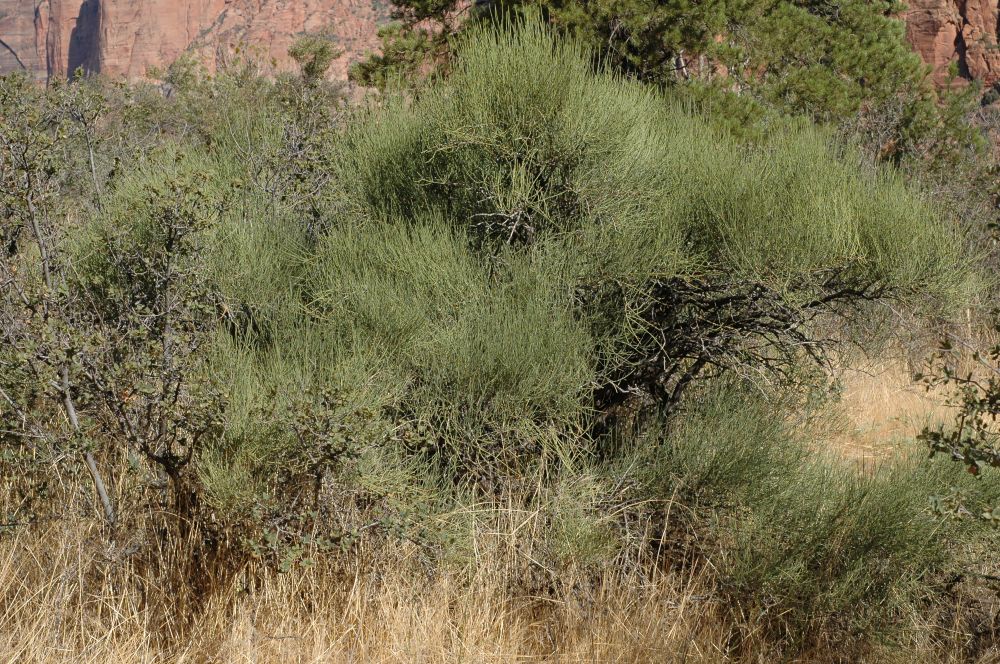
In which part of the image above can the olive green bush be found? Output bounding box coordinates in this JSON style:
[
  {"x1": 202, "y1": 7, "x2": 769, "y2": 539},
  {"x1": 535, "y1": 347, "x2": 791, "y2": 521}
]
[{"x1": 625, "y1": 386, "x2": 1000, "y2": 655}]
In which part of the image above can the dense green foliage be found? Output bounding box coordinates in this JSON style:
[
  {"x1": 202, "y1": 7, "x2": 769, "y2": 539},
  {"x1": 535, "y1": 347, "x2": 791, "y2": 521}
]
[
  {"x1": 343, "y1": 22, "x2": 971, "y2": 323},
  {"x1": 354, "y1": 1, "x2": 985, "y2": 166},
  {"x1": 246, "y1": 22, "x2": 970, "y2": 478},
  {"x1": 535, "y1": 0, "x2": 928, "y2": 122},
  {"x1": 2, "y1": 22, "x2": 998, "y2": 659}
]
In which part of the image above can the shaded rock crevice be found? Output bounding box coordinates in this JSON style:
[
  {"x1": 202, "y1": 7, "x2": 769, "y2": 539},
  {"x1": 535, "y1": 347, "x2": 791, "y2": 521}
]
[
  {"x1": 955, "y1": 0, "x2": 972, "y2": 79},
  {"x1": 67, "y1": 0, "x2": 100, "y2": 74},
  {"x1": 0, "y1": 35, "x2": 26, "y2": 70}
]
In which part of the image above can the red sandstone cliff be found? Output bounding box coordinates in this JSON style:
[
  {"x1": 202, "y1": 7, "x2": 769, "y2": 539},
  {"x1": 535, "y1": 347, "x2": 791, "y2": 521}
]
[
  {"x1": 0, "y1": 0, "x2": 390, "y2": 82},
  {"x1": 904, "y1": 0, "x2": 1000, "y2": 86}
]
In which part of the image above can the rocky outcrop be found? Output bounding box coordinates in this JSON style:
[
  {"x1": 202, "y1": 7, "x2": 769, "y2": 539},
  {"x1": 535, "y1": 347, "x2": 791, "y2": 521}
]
[
  {"x1": 904, "y1": 0, "x2": 1000, "y2": 86},
  {"x1": 0, "y1": 0, "x2": 390, "y2": 82}
]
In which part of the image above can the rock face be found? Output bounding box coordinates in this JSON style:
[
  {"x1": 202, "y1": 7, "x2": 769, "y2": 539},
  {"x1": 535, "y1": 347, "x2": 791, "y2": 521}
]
[
  {"x1": 0, "y1": 0, "x2": 391, "y2": 82},
  {"x1": 0, "y1": 1, "x2": 44, "y2": 79},
  {"x1": 904, "y1": 0, "x2": 1000, "y2": 86}
]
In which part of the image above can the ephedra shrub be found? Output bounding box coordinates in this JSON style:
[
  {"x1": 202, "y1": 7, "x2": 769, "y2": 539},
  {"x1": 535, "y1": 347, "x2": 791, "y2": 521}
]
[{"x1": 326, "y1": 18, "x2": 973, "y2": 465}]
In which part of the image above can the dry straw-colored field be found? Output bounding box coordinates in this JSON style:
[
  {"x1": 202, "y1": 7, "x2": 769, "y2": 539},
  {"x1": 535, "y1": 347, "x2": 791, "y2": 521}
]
[
  {"x1": 0, "y1": 523, "x2": 720, "y2": 663},
  {"x1": 0, "y1": 508, "x2": 971, "y2": 664},
  {"x1": 830, "y1": 360, "x2": 951, "y2": 465}
]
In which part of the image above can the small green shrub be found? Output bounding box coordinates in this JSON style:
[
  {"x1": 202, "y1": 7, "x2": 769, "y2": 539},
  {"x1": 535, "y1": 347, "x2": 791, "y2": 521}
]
[{"x1": 631, "y1": 386, "x2": 1000, "y2": 654}]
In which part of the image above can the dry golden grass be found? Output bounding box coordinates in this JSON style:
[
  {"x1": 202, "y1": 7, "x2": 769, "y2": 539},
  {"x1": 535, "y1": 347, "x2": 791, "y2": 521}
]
[
  {"x1": 828, "y1": 328, "x2": 1000, "y2": 466},
  {"x1": 828, "y1": 359, "x2": 952, "y2": 466},
  {"x1": 2, "y1": 503, "x2": 986, "y2": 663},
  {"x1": 0, "y1": 514, "x2": 747, "y2": 664},
  {"x1": 813, "y1": 311, "x2": 998, "y2": 467}
]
